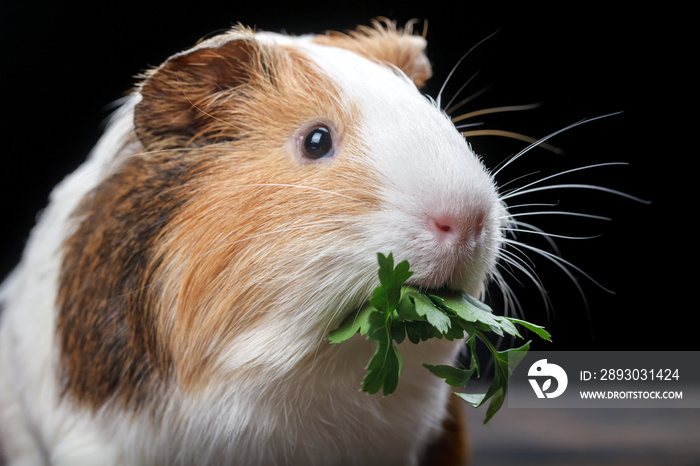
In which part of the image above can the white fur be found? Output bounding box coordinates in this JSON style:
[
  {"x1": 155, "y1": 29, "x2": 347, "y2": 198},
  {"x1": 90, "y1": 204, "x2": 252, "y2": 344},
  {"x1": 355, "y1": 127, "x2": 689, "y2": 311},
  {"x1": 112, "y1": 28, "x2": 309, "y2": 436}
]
[{"x1": 0, "y1": 30, "x2": 504, "y2": 465}]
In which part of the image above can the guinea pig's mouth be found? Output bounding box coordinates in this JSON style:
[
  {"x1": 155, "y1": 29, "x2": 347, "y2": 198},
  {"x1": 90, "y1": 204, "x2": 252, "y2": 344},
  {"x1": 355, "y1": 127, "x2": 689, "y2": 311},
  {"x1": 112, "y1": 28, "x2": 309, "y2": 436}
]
[
  {"x1": 395, "y1": 274, "x2": 471, "y2": 304},
  {"x1": 413, "y1": 285, "x2": 466, "y2": 301},
  {"x1": 406, "y1": 274, "x2": 468, "y2": 299}
]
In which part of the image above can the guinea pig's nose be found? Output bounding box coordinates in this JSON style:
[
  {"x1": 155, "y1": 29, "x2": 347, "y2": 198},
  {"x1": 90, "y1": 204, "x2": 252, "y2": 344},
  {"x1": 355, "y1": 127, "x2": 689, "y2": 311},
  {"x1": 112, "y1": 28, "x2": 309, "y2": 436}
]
[{"x1": 427, "y1": 210, "x2": 485, "y2": 246}]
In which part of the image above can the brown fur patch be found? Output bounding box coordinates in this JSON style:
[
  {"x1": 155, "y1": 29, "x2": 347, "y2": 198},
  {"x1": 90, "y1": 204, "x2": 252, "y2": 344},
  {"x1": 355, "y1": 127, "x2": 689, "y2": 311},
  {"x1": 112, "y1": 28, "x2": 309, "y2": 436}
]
[
  {"x1": 57, "y1": 27, "x2": 382, "y2": 408},
  {"x1": 57, "y1": 137, "x2": 197, "y2": 409},
  {"x1": 421, "y1": 394, "x2": 471, "y2": 465}
]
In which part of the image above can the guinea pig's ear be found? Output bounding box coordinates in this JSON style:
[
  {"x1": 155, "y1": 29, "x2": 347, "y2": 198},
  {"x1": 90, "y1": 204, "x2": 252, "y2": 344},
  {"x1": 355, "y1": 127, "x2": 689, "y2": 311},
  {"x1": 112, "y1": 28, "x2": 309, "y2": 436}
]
[
  {"x1": 134, "y1": 32, "x2": 258, "y2": 147},
  {"x1": 315, "y1": 19, "x2": 432, "y2": 89}
]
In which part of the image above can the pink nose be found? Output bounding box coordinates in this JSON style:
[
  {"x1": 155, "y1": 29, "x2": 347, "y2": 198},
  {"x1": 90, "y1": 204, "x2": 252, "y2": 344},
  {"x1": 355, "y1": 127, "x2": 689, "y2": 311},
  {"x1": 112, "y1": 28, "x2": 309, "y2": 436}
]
[{"x1": 428, "y1": 211, "x2": 485, "y2": 245}]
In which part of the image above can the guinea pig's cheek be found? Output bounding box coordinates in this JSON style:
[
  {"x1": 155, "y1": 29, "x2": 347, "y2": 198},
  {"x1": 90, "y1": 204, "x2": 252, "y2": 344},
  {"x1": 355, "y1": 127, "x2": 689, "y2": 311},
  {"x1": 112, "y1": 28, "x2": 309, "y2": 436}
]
[{"x1": 289, "y1": 120, "x2": 341, "y2": 165}]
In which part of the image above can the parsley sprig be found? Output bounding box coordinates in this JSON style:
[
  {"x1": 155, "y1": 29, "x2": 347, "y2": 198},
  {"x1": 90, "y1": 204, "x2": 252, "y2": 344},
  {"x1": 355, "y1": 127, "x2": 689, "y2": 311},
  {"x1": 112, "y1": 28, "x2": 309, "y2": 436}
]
[{"x1": 328, "y1": 253, "x2": 551, "y2": 423}]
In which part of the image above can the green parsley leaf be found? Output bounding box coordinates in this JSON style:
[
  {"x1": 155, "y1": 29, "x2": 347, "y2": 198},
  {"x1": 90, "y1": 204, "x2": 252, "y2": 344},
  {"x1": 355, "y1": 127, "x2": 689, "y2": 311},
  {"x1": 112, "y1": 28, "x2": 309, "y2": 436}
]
[
  {"x1": 506, "y1": 318, "x2": 552, "y2": 342},
  {"x1": 370, "y1": 253, "x2": 413, "y2": 316},
  {"x1": 327, "y1": 253, "x2": 551, "y2": 423},
  {"x1": 423, "y1": 364, "x2": 476, "y2": 387},
  {"x1": 327, "y1": 305, "x2": 374, "y2": 344}
]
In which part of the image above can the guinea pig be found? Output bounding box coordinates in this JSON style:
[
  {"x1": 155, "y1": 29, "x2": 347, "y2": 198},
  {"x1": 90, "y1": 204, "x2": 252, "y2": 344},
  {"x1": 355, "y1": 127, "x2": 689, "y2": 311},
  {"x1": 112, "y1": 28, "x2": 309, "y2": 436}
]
[{"x1": 0, "y1": 20, "x2": 508, "y2": 465}]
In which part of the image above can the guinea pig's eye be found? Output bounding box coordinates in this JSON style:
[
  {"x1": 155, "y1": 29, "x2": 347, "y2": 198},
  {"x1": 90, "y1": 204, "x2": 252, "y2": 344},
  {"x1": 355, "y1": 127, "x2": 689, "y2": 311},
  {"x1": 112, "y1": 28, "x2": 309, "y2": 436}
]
[{"x1": 301, "y1": 125, "x2": 334, "y2": 160}]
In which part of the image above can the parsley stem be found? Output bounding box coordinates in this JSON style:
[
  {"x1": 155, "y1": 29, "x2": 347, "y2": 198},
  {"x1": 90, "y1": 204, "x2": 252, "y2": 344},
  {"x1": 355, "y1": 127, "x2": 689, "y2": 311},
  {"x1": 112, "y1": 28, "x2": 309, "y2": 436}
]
[{"x1": 476, "y1": 329, "x2": 497, "y2": 354}]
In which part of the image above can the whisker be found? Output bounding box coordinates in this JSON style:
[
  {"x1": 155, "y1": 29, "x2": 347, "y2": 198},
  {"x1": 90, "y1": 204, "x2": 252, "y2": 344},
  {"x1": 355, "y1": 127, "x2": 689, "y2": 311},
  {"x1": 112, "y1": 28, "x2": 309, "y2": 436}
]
[
  {"x1": 452, "y1": 103, "x2": 542, "y2": 123},
  {"x1": 506, "y1": 210, "x2": 611, "y2": 221},
  {"x1": 486, "y1": 270, "x2": 524, "y2": 317},
  {"x1": 502, "y1": 237, "x2": 611, "y2": 295},
  {"x1": 491, "y1": 112, "x2": 623, "y2": 178},
  {"x1": 499, "y1": 162, "x2": 646, "y2": 200},
  {"x1": 495, "y1": 171, "x2": 542, "y2": 192},
  {"x1": 506, "y1": 219, "x2": 562, "y2": 256},
  {"x1": 189, "y1": 219, "x2": 349, "y2": 260},
  {"x1": 498, "y1": 247, "x2": 539, "y2": 285},
  {"x1": 504, "y1": 226, "x2": 601, "y2": 241},
  {"x1": 503, "y1": 202, "x2": 558, "y2": 211},
  {"x1": 449, "y1": 102, "x2": 562, "y2": 154},
  {"x1": 454, "y1": 122, "x2": 485, "y2": 131},
  {"x1": 503, "y1": 182, "x2": 651, "y2": 204},
  {"x1": 436, "y1": 29, "x2": 500, "y2": 108},
  {"x1": 113, "y1": 218, "x2": 348, "y2": 304},
  {"x1": 208, "y1": 183, "x2": 370, "y2": 204},
  {"x1": 462, "y1": 129, "x2": 563, "y2": 154},
  {"x1": 444, "y1": 83, "x2": 489, "y2": 116},
  {"x1": 496, "y1": 247, "x2": 551, "y2": 312}
]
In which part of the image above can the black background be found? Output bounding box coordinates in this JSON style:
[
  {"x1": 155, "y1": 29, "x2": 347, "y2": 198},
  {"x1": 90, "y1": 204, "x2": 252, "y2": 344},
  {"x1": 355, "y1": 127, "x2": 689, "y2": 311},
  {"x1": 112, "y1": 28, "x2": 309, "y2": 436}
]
[{"x1": 0, "y1": 3, "x2": 691, "y2": 352}]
